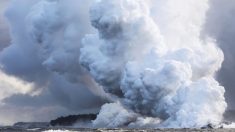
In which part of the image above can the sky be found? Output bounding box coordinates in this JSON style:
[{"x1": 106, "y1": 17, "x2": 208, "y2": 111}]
[
  {"x1": 0, "y1": 0, "x2": 234, "y2": 127},
  {"x1": 0, "y1": 0, "x2": 10, "y2": 51},
  {"x1": 205, "y1": 0, "x2": 235, "y2": 109}
]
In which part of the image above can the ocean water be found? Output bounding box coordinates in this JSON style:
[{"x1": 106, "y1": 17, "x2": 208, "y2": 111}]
[{"x1": 1, "y1": 127, "x2": 235, "y2": 132}]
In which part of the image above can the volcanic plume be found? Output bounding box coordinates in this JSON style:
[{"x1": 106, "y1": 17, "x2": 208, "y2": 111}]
[
  {"x1": 0, "y1": 0, "x2": 230, "y2": 128},
  {"x1": 80, "y1": 0, "x2": 226, "y2": 128}
]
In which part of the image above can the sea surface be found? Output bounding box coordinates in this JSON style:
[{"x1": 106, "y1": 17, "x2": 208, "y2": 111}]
[{"x1": 1, "y1": 127, "x2": 235, "y2": 132}]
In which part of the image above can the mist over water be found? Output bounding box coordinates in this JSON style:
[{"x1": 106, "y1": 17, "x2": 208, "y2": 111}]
[{"x1": 0, "y1": 0, "x2": 234, "y2": 128}]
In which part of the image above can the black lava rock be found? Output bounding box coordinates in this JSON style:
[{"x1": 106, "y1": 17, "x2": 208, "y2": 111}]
[{"x1": 50, "y1": 114, "x2": 97, "y2": 126}]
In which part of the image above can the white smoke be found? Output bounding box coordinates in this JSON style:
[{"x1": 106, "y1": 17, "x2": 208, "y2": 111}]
[
  {"x1": 93, "y1": 103, "x2": 137, "y2": 128},
  {"x1": 80, "y1": 0, "x2": 227, "y2": 128},
  {"x1": 0, "y1": 0, "x2": 230, "y2": 128},
  {"x1": 0, "y1": 0, "x2": 107, "y2": 125}
]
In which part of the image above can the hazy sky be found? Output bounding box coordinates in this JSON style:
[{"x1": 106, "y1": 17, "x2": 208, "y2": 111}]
[
  {"x1": 205, "y1": 0, "x2": 235, "y2": 109},
  {"x1": 0, "y1": 0, "x2": 10, "y2": 51}
]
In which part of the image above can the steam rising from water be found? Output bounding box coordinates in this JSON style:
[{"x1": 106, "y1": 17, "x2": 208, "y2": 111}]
[
  {"x1": 0, "y1": 0, "x2": 229, "y2": 128},
  {"x1": 80, "y1": 0, "x2": 226, "y2": 128}
]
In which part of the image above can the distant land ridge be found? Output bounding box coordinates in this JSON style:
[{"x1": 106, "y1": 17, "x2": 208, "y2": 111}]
[{"x1": 50, "y1": 114, "x2": 97, "y2": 126}]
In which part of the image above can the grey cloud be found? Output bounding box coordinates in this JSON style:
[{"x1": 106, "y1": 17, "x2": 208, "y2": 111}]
[{"x1": 205, "y1": 0, "x2": 235, "y2": 109}]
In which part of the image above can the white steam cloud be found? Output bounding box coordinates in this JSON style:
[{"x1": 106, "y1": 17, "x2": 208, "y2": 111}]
[
  {"x1": 80, "y1": 0, "x2": 226, "y2": 128},
  {"x1": 0, "y1": 0, "x2": 231, "y2": 128},
  {"x1": 0, "y1": 0, "x2": 106, "y2": 125}
]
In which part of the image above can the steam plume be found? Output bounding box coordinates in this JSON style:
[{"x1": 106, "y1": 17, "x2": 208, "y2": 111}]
[
  {"x1": 0, "y1": 0, "x2": 106, "y2": 125},
  {"x1": 80, "y1": 0, "x2": 227, "y2": 128},
  {"x1": 0, "y1": 0, "x2": 231, "y2": 128}
]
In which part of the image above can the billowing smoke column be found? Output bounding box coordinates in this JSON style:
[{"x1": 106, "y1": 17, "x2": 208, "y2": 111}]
[
  {"x1": 80, "y1": 0, "x2": 227, "y2": 128},
  {"x1": 0, "y1": 0, "x2": 229, "y2": 128},
  {"x1": 0, "y1": 0, "x2": 107, "y2": 125}
]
